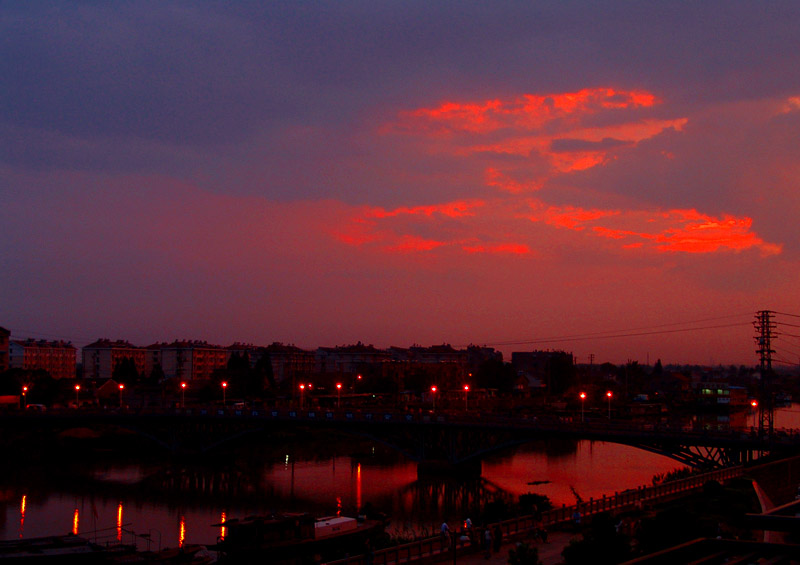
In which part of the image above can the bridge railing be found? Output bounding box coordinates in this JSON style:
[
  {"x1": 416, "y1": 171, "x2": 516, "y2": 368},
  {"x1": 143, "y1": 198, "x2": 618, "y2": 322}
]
[
  {"x1": 327, "y1": 465, "x2": 745, "y2": 565},
  {"x1": 158, "y1": 406, "x2": 800, "y2": 446}
]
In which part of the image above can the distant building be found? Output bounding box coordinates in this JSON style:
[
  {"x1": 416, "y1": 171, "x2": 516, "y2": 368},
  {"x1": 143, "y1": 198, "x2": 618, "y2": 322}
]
[
  {"x1": 82, "y1": 339, "x2": 146, "y2": 380},
  {"x1": 9, "y1": 339, "x2": 76, "y2": 380},
  {"x1": 0, "y1": 326, "x2": 9, "y2": 373},
  {"x1": 511, "y1": 350, "x2": 574, "y2": 395},
  {"x1": 316, "y1": 342, "x2": 391, "y2": 374},
  {"x1": 156, "y1": 340, "x2": 230, "y2": 381},
  {"x1": 260, "y1": 342, "x2": 316, "y2": 385},
  {"x1": 466, "y1": 345, "x2": 503, "y2": 365},
  {"x1": 409, "y1": 344, "x2": 468, "y2": 365}
]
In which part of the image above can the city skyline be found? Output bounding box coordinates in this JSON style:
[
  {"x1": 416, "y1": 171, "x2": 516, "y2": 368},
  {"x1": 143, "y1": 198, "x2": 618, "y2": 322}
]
[{"x1": 2, "y1": 3, "x2": 800, "y2": 366}]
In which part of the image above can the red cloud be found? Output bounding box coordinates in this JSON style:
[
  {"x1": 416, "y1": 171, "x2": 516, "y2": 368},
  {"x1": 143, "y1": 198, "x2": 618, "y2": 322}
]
[
  {"x1": 333, "y1": 88, "x2": 780, "y2": 260},
  {"x1": 525, "y1": 202, "x2": 781, "y2": 256},
  {"x1": 386, "y1": 87, "x2": 686, "y2": 183}
]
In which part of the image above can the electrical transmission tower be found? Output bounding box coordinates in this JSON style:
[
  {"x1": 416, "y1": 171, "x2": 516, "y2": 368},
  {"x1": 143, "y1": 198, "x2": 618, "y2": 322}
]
[{"x1": 754, "y1": 310, "x2": 776, "y2": 438}]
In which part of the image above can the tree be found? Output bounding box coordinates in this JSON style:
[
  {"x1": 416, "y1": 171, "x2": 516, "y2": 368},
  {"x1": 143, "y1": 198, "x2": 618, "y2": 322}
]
[{"x1": 112, "y1": 357, "x2": 140, "y2": 385}]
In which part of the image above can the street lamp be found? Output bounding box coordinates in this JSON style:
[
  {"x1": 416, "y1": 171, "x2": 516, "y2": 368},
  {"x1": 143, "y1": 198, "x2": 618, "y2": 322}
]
[
  {"x1": 464, "y1": 384, "x2": 470, "y2": 411},
  {"x1": 299, "y1": 384, "x2": 305, "y2": 409},
  {"x1": 180, "y1": 382, "x2": 186, "y2": 409},
  {"x1": 431, "y1": 386, "x2": 437, "y2": 411},
  {"x1": 119, "y1": 383, "x2": 125, "y2": 408},
  {"x1": 751, "y1": 400, "x2": 758, "y2": 428},
  {"x1": 21, "y1": 385, "x2": 28, "y2": 409},
  {"x1": 74, "y1": 384, "x2": 81, "y2": 408},
  {"x1": 221, "y1": 381, "x2": 227, "y2": 406},
  {"x1": 579, "y1": 391, "x2": 586, "y2": 423},
  {"x1": 336, "y1": 383, "x2": 342, "y2": 409},
  {"x1": 606, "y1": 391, "x2": 612, "y2": 420}
]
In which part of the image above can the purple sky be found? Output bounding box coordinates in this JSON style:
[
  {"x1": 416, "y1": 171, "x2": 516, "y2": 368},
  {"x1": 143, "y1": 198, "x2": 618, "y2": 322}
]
[{"x1": 2, "y1": 2, "x2": 800, "y2": 365}]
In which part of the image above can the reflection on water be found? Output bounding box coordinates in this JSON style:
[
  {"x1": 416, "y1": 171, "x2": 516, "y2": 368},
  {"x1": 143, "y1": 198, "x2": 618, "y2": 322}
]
[{"x1": 0, "y1": 432, "x2": 706, "y2": 548}]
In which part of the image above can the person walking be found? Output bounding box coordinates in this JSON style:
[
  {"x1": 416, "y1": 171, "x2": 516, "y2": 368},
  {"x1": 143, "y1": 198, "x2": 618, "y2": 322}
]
[
  {"x1": 483, "y1": 527, "x2": 492, "y2": 559},
  {"x1": 441, "y1": 521, "x2": 450, "y2": 550}
]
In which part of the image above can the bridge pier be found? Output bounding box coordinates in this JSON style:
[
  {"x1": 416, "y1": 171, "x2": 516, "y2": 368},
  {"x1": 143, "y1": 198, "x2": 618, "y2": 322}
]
[{"x1": 417, "y1": 459, "x2": 482, "y2": 479}]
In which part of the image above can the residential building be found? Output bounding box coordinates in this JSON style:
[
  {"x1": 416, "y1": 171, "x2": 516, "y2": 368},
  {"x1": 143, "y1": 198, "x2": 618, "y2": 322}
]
[
  {"x1": 316, "y1": 342, "x2": 391, "y2": 375},
  {"x1": 260, "y1": 342, "x2": 316, "y2": 385},
  {"x1": 0, "y1": 326, "x2": 9, "y2": 373},
  {"x1": 156, "y1": 340, "x2": 230, "y2": 381},
  {"x1": 82, "y1": 339, "x2": 146, "y2": 380},
  {"x1": 512, "y1": 350, "x2": 575, "y2": 395},
  {"x1": 9, "y1": 339, "x2": 77, "y2": 380}
]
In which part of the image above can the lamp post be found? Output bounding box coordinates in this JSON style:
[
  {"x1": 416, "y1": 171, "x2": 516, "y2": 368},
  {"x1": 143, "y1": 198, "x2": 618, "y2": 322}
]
[
  {"x1": 74, "y1": 384, "x2": 81, "y2": 408},
  {"x1": 606, "y1": 391, "x2": 612, "y2": 420},
  {"x1": 221, "y1": 381, "x2": 227, "y2": 406},
  {"x1": 751, "y1": 400, "x2": 758, "y2": 428},
  {"x1": 21, "y1": 385, "x2": 28, "y2": 409},
  {"x1": 119, "y1": 383, "x2": 125, "y2": 408},
  {"x1": 180, "y1": 382, "x2": 186, "y2": 409},
  {"x1": 336, "y1": 383, "x2": 342, "y2": 409},
  {"x1": 579, "y1": 391, "x2": 586, "y2": 423},
  {"x1": 431, "y1": 386, "x2": 437, "y2": 411},
  {"x1": 464, "y1": 384, "x2": 470, "y2": 411},
  {"x1": 299, "y1": 384, "x2": 305, "y2": 409}
]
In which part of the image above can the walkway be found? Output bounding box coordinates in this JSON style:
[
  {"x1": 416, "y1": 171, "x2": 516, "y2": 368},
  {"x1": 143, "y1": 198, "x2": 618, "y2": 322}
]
[
  {"x1": 452, "y1": 530, "x2": 574, "y2": 565},
  {"x1": 327, "y1": 465, "x2": 743, "y2": 565}
]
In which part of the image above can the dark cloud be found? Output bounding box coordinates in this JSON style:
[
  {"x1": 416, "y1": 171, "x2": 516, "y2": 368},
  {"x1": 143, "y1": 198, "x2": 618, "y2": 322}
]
[{"x1": 549, "y1": 137, "x2": 631, "y2": 153}]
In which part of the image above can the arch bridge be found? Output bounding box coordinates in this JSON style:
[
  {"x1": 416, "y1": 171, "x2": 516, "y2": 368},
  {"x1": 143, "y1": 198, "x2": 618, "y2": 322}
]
[{"x1": 5, "y1": 408, "x2": 797, "y2": 473}]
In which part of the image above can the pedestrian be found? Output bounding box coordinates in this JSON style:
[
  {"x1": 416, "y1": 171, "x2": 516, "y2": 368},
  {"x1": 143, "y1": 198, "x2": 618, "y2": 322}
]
[
  {"x1": 493, "y1": 524, "x2": 502, "y2": 552},
  {"x1": 571, "y1": 509, "x2": 582, "y2": 531},
  {"x1": 441, "y1": 521, "x2": 450, "y2": 549},
  {"x1": 484, "y1": 527, "x2": 492, "y2": 559}
]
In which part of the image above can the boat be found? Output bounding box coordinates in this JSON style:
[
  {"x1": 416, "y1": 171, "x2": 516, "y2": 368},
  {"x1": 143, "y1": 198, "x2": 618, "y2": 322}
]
[
  {"x1": 212, "y1": 513, "x2": 386, "y2": 564},
  {"x1": 0, "y1": 534, "x2": 130, "y2": 563}
]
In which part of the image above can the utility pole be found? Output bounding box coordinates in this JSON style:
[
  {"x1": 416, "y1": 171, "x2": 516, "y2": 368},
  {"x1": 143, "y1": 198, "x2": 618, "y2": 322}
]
[{"x1": 754, "y1": 310, "x2": 776, "y2": 438}]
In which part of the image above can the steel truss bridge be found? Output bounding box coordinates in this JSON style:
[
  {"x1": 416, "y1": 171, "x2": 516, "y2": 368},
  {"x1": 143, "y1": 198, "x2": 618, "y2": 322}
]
[{"x1": 5, "y1": 407, "x2": 800, "y2": 471}]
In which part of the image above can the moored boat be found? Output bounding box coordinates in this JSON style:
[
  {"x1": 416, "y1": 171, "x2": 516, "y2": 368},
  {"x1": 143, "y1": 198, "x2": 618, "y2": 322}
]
[{"x1": 212, "y1": 513, "x2": 386, "y2": 564}]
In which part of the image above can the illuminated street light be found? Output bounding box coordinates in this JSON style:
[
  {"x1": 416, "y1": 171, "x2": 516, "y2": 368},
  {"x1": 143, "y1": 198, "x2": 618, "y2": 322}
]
[
  {"x1": 431, "y1": 386, "x2": 437, "y2": 411},
  {"x1": 336, "y1": 383, "x2": 342, "y2": 409},
  {"x1": 579, "y1": 391, "x2": 586, "y2": 423},
  {"x1": 299, "y1": 383, "x2": 305, "y2": 409},
  {"x1": 119, "y1": 383, "x2": 125, "y2": 408},
  {"x1": 221, "y1": 381, "x2": 227, "y2": 406},
  {"x1": 75, "y1": 384, "x2": 81, "y2": 408},
  {"x1": 751, "y1": 399, "x2": 758, "y2": 428},
  {"x1": 464, "y1": 384, "x2": 470, "y2": 411},
  {"x1": 180, "y1": 382, "x2": 187, "y2": 409},
  {"x1": 21, "y1": 385, "x2": 28, "y2": 409},
  {"x1": 606, "y1": 391, "x2": 612, "y2": 420}
]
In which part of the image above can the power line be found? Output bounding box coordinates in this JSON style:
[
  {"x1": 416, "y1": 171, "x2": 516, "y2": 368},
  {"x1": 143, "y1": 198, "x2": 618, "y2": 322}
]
[
  {"x1": 482, "y1": 313, "x2": 753, "y2": 347},
  {"x1": 774, "y1": 310, "x2": 800, "y2": 318},
  {"x1": 481, "y1": 322, "x2": 751, "y2": 347}
]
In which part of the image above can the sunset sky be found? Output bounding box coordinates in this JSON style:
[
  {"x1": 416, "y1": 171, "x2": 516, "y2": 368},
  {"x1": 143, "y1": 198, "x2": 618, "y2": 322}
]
[{"x1": 2, "y1": 2, "x2": 799, "y2": 366}]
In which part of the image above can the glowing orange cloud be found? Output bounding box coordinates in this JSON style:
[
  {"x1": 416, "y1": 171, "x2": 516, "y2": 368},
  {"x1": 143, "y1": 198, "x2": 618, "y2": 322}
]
[
  {"x1": 485, "y1": 168, "x2": 543, "y2": 194},
  {"x1": 462, "y1": 243, "x2": 531, "y2": 255},
  {"x1": 397, "y1": 88, "x2": 657, "y2": 135},
  {"x1": 525, "y1": 202, "x2": 781, "y2": 255},
  {"x1": 387, "y1": 87, "x2": 686, "y2": 183},
  {"x1": 333, "y1": 88, "x2": 779, "y2": 260},
  {"x1": 387, "y1": 235, "x2": 446, "y2": 253},
  {"x1": 365, "y1": 200, "x2": 484, "y2": 219}
]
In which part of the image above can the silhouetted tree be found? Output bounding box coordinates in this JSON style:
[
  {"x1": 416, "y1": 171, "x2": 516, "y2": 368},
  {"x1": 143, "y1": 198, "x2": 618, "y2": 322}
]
[
  {"x1": 476, "y1": 360, "x2": 516, "y2": 393},
  {"x1": 112, "y1": 357, "x2": 139, "y2": 385}
]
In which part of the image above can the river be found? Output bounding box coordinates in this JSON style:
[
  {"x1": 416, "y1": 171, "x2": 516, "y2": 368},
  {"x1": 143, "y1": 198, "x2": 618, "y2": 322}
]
[
  {"x1": 6, "y1": 402, "x2": 798, "y2": 549},
  {"x1": 0, "y1": 436, "x2": 686, "y2": 549}
]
